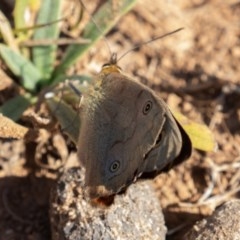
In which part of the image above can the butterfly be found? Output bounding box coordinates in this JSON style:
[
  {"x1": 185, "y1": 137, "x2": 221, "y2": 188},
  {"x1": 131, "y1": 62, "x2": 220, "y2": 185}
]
[{"x1": 77, "y1": 54, "x2": 192, "y2": 204}]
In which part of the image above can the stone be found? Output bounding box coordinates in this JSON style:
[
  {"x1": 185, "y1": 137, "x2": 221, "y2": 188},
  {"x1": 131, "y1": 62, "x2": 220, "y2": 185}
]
[
  {"x1": 186, "y1": 199, "x2": 240, "y2": 240},
  {"x1": 50, "y1": 167, "x2": 166, "y2": 240}
]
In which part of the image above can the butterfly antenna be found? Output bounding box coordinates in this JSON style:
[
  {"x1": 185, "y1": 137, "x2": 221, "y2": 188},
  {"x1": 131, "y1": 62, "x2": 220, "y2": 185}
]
[
  {"x1": 79, "y1": 0, "x2": 113, "y2": 59},
  {"x1": 117, "y1": 27, "x2": 184, "y2": 63}
]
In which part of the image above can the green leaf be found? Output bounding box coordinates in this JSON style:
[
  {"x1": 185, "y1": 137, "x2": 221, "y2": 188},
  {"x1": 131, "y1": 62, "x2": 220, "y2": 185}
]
[
  {"x1": 52, "y1": 0, "x2": 138, "y2": 83},
  {"x1": 173, "y1": 111, "x2": 217, "y2": 152},
  {"x1": 0, "y1": 44, "x2": 42, "y2": 91},
  {"x1": 44, "y1": 76, "x2": 94, "y2": 143},
  {"x1": 0, "y1": 94, "x2": 33, "y2": 121},
  {"x1": 32, "y1": 0, "x2": 63, "y2": 83},
  {"x1": 45, "y1": 95, "x2": 80, "y2": 144},
  {"x1": 12, "y1": 0, "x2": 31, "y2": 57},
  {"x1": 14, "y1": 0, "x2": 29, "y2": 30}
]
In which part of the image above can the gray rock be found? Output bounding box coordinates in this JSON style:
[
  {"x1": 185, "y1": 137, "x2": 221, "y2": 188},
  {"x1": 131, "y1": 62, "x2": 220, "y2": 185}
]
[
  {"x1": 50, "y1": 167, "x2": 166, "y2": 240},
  {"x1": 186, "y1": 199, "x2": 240, "y2": 240}
]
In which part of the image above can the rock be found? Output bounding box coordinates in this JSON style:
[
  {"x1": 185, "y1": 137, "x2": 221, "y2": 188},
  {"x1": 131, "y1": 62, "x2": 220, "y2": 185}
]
[
  {"x1": 186, "y1": 199, "x2": 240, "y2": 240},
  {"x1": 50, "y1": 167, "x2": 166, "y2": 240}
]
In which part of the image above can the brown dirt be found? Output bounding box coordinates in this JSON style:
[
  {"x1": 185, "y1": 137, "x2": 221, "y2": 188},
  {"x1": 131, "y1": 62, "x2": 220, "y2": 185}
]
[{"x1": 1, "y1": 0, "x2": 240, "y2": 239}]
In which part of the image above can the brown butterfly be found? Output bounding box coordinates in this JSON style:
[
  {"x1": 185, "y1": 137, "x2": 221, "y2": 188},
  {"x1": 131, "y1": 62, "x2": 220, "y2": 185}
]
[{"x1": 77, "y1": 54, "x2": 192, "y2": 204}]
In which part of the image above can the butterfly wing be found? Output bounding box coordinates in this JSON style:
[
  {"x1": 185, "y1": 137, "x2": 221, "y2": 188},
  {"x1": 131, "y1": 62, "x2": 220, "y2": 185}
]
[
  {"x1": 78, "y1": 71, "x2": 191, "y2": 199},
  {"x1": 140, "y1": 99, "x2": 192, "y2": 177}
]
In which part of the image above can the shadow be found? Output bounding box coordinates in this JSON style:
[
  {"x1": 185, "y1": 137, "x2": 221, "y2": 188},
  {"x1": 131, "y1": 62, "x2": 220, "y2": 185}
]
[
  {"x1": 0, "y1": 175, "x2": 55, "y2": 240},
  {"x1": 0, "y1": 1, "x2": 14, "y2": 23},
  {"x1": 164, "y1": 205, "x2": 205, "y2": 240},
  {"x1": 153, "y1": 68, "x2": 224, "y2": 101},
  {"x1": 0, "y1": 139, "x2": 58, "y2": 240}
]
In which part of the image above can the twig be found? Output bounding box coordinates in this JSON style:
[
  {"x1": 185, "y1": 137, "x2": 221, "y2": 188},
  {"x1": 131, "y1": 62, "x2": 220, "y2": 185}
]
[
  {"x1": 178, "y1": 157, "x2": 240, "y2": 210},
  {"x1": 167, "y1": 222, "x2": 189, "y2": 236},
  {"x1": 20, "y1": 37, "x2": 91, "y2": 47}
]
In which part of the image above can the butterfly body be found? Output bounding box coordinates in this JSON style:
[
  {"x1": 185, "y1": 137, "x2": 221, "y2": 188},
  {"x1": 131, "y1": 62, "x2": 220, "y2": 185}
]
[{"x1": 78, "y1": 62, "x2": 191, "y2": 199}]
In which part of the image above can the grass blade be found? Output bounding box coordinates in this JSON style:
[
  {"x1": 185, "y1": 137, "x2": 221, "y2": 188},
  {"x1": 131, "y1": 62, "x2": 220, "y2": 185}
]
[
  {"x1": 0, "y1": 94, "x2": 33, "y2": 121},
  {"x1": 14, "y1": 0, "x2": 41, "y2": 30},
  {"x1": 0, "y1": 44, "x2": 42, "y2": 91},
  {"x1": 32, "y1": 0, "x2": 63, "y2": 83},
  {"x1": 14, "y1": 0, "x2": 30, "y2": 34}
]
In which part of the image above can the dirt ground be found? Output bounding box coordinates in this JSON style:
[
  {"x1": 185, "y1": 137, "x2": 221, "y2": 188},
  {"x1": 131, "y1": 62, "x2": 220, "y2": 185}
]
[{"x1": 0, "y1": 0, "x2": 240, "y2": 239}]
